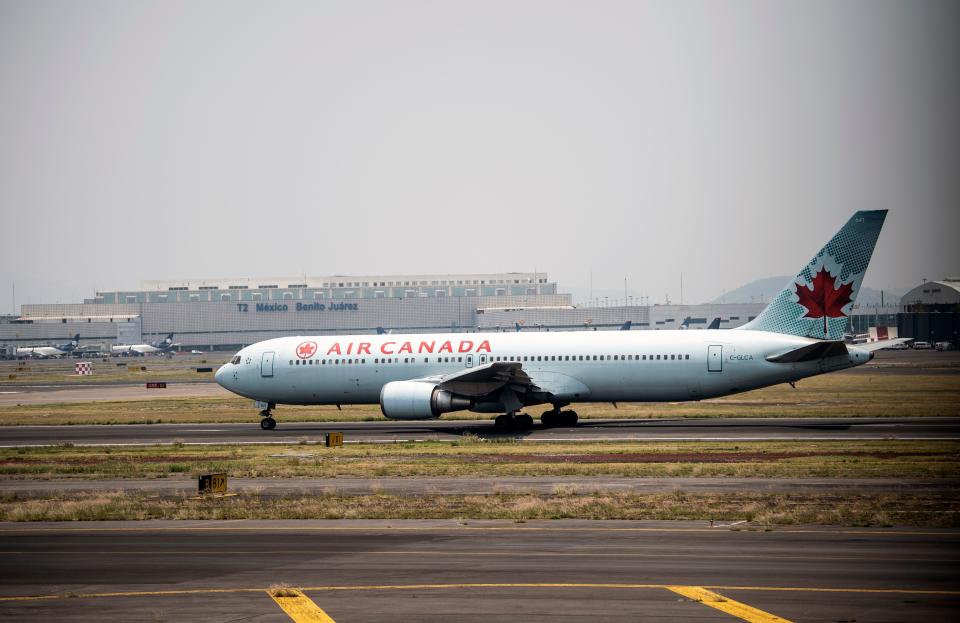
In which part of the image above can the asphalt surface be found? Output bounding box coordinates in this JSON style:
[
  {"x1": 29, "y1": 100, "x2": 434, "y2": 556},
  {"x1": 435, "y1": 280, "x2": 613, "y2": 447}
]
[
  {"x1": 0, "y1": 382, "x2": 229, "y2": 406},
  {"x1": 0, "y1": 520, "x2": 957, "y2": 622},
  {"x1": 1, "y1": 416, "x2": 958, "y2": 447},
  {"x1": 4, "y1": 475, "x2": 955, "y2": 497}
]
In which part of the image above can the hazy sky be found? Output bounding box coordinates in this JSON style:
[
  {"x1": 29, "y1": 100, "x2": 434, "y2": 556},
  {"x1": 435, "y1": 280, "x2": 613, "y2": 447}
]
[{"x1": 2, "y1": 0, "x2": 957, "y2": 310}]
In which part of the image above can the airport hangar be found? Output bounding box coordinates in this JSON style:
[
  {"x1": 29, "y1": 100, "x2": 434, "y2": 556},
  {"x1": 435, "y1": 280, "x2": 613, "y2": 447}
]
[{"x1": 1, "y1": 270, "x2": 932, "y2": 353}]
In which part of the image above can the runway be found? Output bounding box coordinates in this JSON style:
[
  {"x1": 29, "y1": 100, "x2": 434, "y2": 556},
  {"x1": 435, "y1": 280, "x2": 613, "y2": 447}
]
[
  {"x1": 1, "y1": 520, "x2": 957, "y2": 621},
  {"x1": 0, "y1": 382, "x2": 229, "y2": 406},
  {"x1": 1, "y1": 416, "x2": 958, "y2": 447}
]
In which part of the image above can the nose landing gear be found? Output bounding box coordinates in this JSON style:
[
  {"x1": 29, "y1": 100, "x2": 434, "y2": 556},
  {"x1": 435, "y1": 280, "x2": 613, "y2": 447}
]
[{"x1": 259, "y1": 409, "x2": 277, "y2": 430}]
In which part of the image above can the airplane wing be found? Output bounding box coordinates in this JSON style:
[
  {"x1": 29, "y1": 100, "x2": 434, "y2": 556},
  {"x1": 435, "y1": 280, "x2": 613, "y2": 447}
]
[
  {"x1": 413, "y1": 362, "x2": 540, "y2": 397},
  {"x1": 408, "y1": 362, "x2": 580, "y2": 413}
]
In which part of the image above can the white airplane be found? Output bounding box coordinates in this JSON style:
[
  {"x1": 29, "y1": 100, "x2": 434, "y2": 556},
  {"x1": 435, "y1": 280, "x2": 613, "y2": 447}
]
[
  {"x1": 111, "y1": 333, "x2": 178, "y2": 356},
  {"x1": 17, "y1": 334, "x2": 80, "y2": 359},
  {"x1": 217, "y1": 210, "x2": 897, "y2": 431}
]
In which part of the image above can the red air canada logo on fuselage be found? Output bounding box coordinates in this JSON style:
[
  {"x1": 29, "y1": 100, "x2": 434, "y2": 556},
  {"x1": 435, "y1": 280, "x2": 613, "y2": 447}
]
[
  {"x1": 324, "y1": 339, "x2": 492, "y2": 356},
  {"x1": 296, "y1": 341, "x2": 318, "y2": 359}
]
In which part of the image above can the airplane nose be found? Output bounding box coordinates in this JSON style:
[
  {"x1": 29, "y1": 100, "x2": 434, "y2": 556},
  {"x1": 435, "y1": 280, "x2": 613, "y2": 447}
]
[{"x1": 215, "y1": 364, "x2": 229, "y2": 388}]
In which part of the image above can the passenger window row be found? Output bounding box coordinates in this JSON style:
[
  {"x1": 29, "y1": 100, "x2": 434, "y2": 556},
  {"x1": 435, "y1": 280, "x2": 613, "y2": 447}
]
[
  {"x1": 288, "y1": 354, "x2": 692, "y2": 366},
  {"x1": 488, "y1": 354, "x2": 691, "y2": 362}
]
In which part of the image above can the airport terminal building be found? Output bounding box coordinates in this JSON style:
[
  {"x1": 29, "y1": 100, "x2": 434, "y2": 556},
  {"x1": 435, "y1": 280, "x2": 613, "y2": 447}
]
[
  {"x1": 7, "y1": 270, "x2": 922, "y2": 352},
  {"x1": 0, "y1": 271, "x2": 768, "y2": 352}
]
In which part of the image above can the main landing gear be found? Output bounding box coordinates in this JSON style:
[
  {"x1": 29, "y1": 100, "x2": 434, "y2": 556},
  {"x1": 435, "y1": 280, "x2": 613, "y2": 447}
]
[
  {"x1": 494, "y1": 412, "x2": 534, "y2": 432},
  {"x1": 540, "y1": 408, "x2": 578, "y2": 428},
  {"x1": 259, "y1": 409, "x2": 277, "y2": 430}
]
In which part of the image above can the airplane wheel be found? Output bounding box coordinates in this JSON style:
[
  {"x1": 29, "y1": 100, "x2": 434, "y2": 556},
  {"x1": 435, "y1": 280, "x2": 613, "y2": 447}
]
[
  {"x1": 540, "y1": 411, "x2": 557, "y2": 428},
  {"x1": 494, "y1": 414, "x2": 512, "y2": 431},
  {"x1": 560, "y1": 411, "x2": 578, "y2": 426},
  {"x1": 261, "y1": 417, "x2": 276, "y2": 430},
  {"x1": 515, "y1": 414, "x2": 533, "y2": 430}
]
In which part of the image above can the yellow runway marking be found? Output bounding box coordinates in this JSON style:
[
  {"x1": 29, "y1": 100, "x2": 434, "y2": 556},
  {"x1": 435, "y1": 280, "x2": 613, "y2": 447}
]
[
  {"x1": 269, "y1": 589, "x2": 336, "y2": 623},
  {"x1": 667, "y1": 585, "x2": 791, "y2": 622},
  {"x1": 2, "y1": 583, "x2": 959, "y2": 602}
]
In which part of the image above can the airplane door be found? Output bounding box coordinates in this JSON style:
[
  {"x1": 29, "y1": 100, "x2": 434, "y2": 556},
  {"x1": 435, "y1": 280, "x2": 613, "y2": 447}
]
[
  {"x1": 465, "y1": 354, "x2": 474, "y2": 368},
  {"x1": 478, "y1": 354, "x2": 487, "y2": 366},
  {"x1": 707, "y1": 345, "x2": 722, "y2": 372},
  {"x1": 261, "y1": 351, "x2": 275, "y2": 377}
]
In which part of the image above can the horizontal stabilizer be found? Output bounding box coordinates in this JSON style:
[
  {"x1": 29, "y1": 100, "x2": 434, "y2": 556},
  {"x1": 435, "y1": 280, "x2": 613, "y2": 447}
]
[
  {"x1": 859, "y1": 338, "x2": 910, "y2": 352},
  {"x1": 766, "y1": 340, "x2": 848, "y2": 363}
]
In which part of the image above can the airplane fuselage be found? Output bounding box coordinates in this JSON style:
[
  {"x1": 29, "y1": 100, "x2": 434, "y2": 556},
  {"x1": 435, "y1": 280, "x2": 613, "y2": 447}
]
[
  {"x1": 16, "y1": 346, "x2": 69, "y2": 358},
  {"x1": 216, "y1": 329, "x2": 871, "y2": 416}
]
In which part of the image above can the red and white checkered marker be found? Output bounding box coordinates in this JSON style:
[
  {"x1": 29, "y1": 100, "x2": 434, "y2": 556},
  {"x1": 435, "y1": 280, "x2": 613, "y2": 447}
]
[{"x1": 75, "y1": 361, "x2": 93, "y2": 376}]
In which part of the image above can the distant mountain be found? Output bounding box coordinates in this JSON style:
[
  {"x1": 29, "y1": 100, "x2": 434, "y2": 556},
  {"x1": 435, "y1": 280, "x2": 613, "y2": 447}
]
[{"x1": 712, "y1": 276, "x2": 903, "y2": 307}]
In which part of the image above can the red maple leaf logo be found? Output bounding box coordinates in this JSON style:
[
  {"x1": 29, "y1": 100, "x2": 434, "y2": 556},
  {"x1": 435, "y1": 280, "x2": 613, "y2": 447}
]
[
  {"x1": 794, "y1": 267, "x2": 854, "y2": 337},
  {"x1": 296, "y1": 341, "x2": 317, "y2": 359}
]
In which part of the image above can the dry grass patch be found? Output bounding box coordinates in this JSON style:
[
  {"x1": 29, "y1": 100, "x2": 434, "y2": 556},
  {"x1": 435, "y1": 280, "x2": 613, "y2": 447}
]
[
  {"x1": 1, "y1": 366, "x2": 958, "y2": 425},
  {"x1": 1, "y1": 490, "x2": 956, "y2": 527},
  {"x1": 1, "y1": 439, "x2": 957, "y2": 480}
]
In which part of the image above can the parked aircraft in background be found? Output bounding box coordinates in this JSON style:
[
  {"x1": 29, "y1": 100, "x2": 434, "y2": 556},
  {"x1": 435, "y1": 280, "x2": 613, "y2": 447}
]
[
  {"x1": 679, "y1": 317, "x2": 722, "y2": 330},
  {"x1": 17, "y1": 334, "x2": 80, "y2": 358},
  {"x1": 112, "y1": 333, "x2": 178, "y2": 356},
  {"x1": 72, "y1": 344, "x2": 109, "y2": 358},
  {"x1": 217, "y1": 211, "x2": 896, "y2": 432}
]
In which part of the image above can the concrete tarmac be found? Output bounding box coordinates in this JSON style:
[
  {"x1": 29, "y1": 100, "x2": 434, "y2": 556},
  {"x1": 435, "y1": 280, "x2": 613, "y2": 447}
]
[
  {"x1": 0, "y1": 520, "x2": 957, "y2": 622},
  {"x1": 1, "y1": 416, "x2": 958, "y2": 447},
  {"x1": 0, "y1": 382, "x2": 230, "y2": 406}
]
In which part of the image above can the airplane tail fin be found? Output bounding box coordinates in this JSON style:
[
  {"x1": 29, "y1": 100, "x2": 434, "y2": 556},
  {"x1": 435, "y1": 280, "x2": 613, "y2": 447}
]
[
  {"x1": 71, "y1": 334, "x2": 80, "y2": 344},
  {"x1": 707, "y1": 318, "x2": 721, "y2": 330},
  {"x1": 739, "y1": 210, "x2": 887, "y2": 341}
]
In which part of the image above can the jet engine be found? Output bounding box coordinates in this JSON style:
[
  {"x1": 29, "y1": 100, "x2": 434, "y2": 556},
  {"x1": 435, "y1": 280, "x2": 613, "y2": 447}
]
[{"x1": 379, "y1": 381, "x2": 473, "y2": 420}]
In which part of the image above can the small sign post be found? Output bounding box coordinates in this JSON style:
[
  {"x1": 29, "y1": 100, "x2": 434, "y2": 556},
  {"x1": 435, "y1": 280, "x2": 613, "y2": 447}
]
[
  {"x1": 198, "y1": 473, "x2": 228, "y2": 494},
  {"x1": 325, "y1": 432, "x2": 343, "y2": 447}
]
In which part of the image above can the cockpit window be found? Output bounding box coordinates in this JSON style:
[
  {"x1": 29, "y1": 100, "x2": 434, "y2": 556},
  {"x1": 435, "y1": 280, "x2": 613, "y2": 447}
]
[{"x1": 230, "y1": 355, "x2": 241, "y2": 365}]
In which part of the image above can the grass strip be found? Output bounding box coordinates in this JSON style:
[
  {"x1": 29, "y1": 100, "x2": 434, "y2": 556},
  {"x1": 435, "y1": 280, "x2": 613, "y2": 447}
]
[
  {"x1": 1, "y1": 440, "x2": 957, "y2": 480},
  {"x1": 1, "y1": 490, "x2": 956, "y2": 527},
  {"x1": 2, "y1": 372, "x2": 959, "y2": 425}
]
